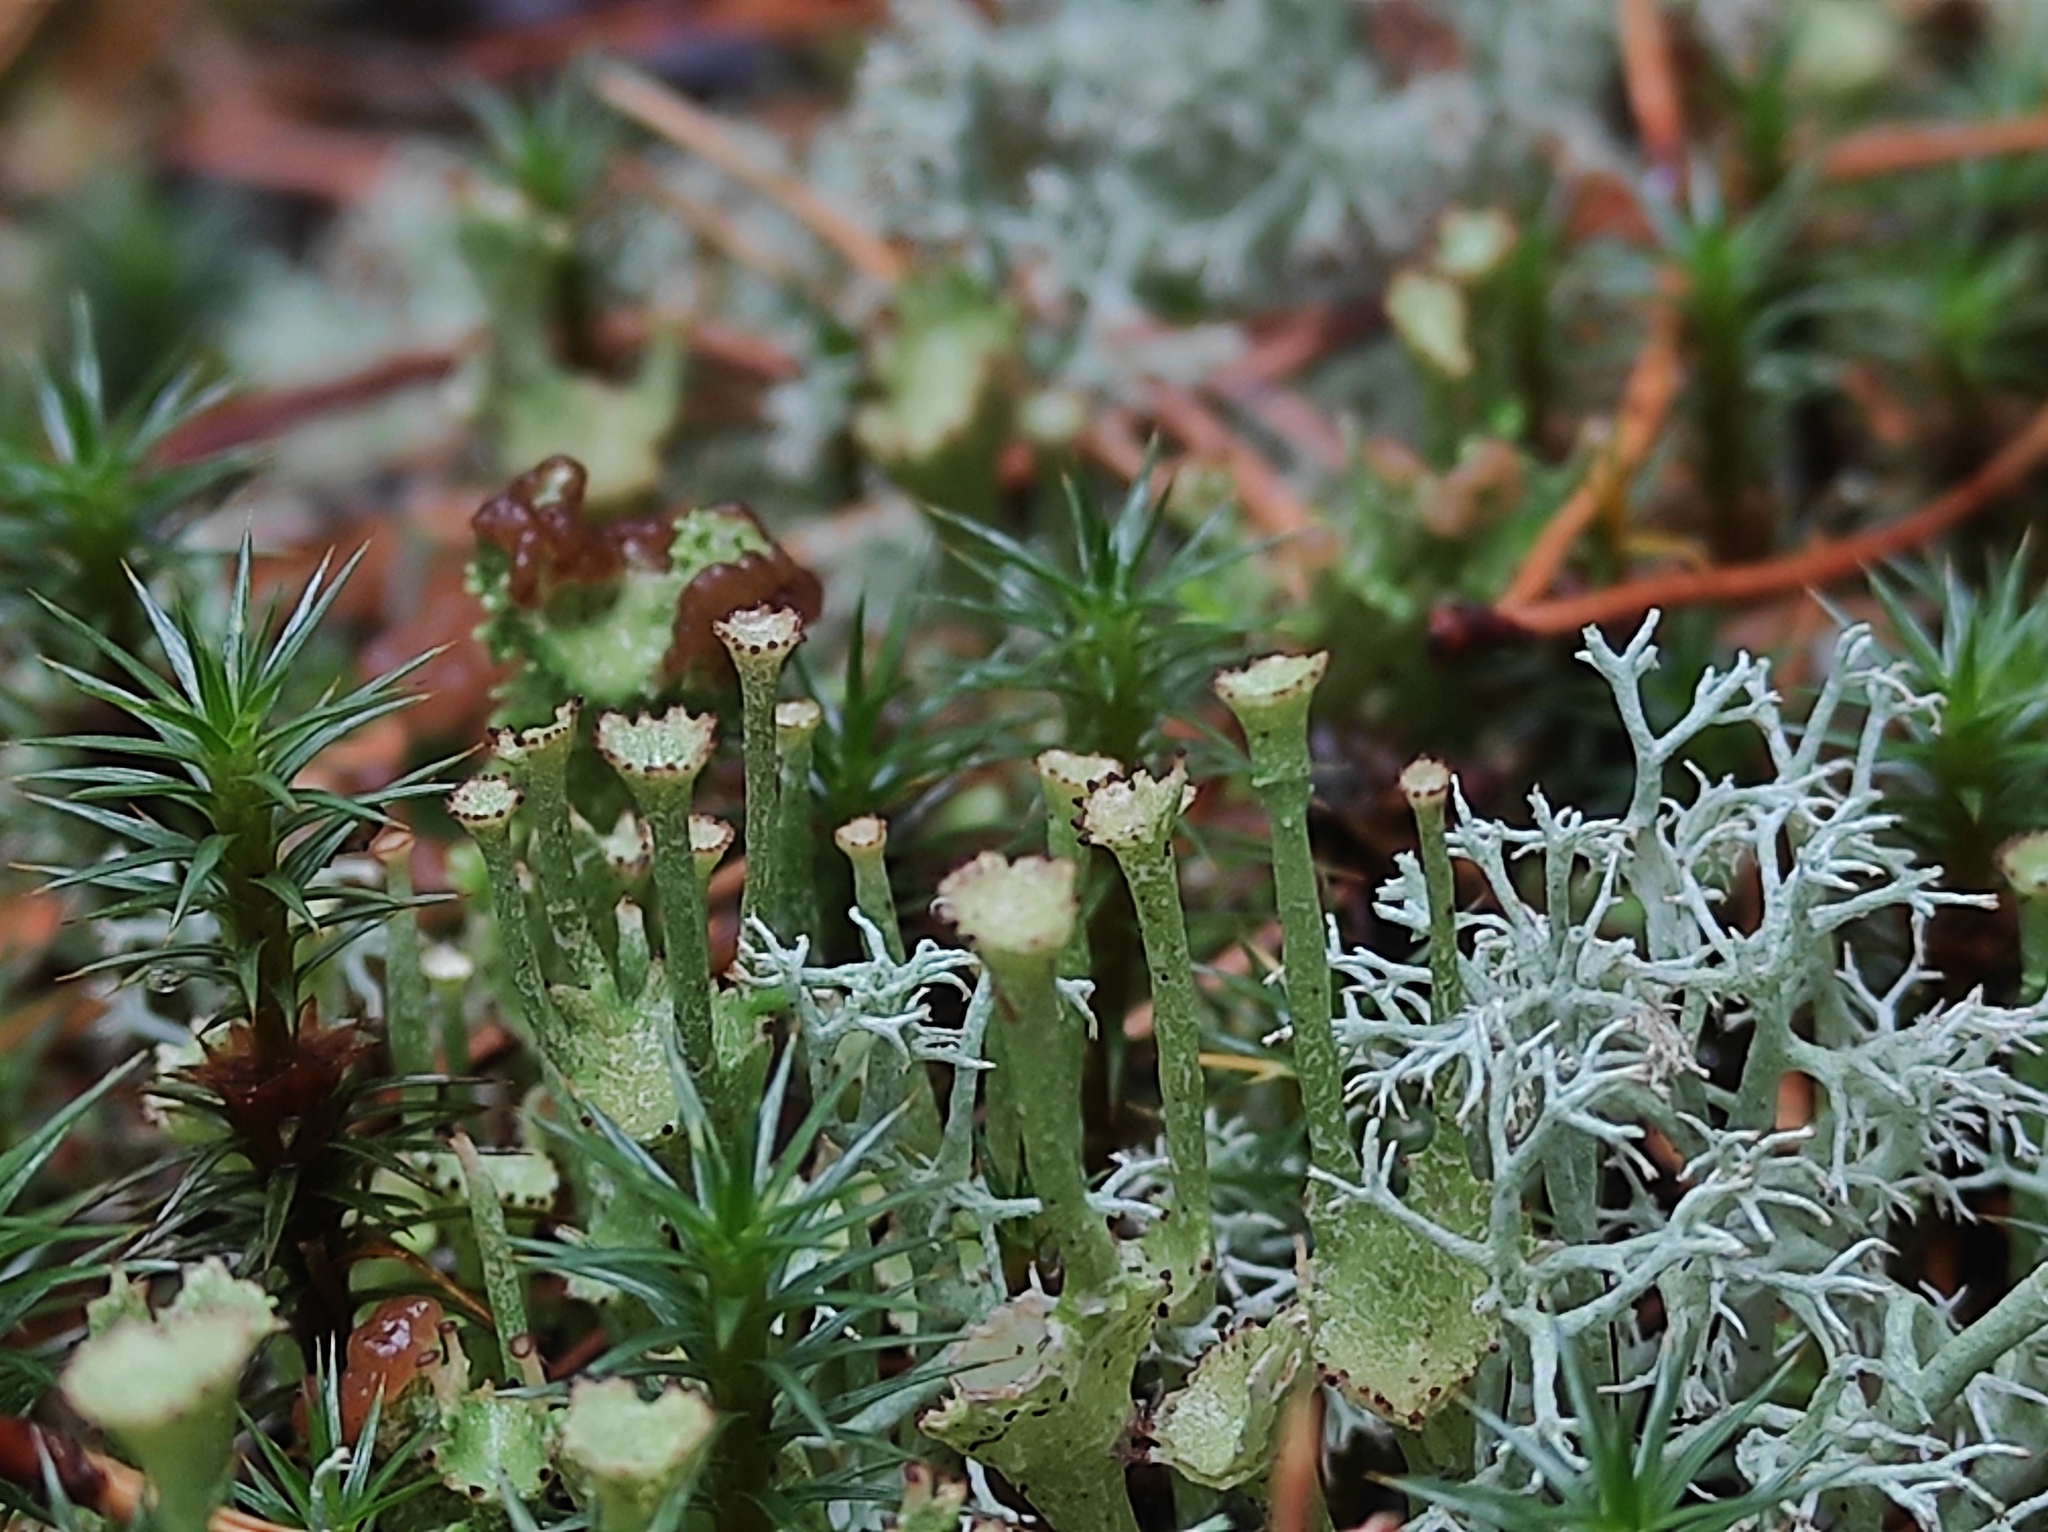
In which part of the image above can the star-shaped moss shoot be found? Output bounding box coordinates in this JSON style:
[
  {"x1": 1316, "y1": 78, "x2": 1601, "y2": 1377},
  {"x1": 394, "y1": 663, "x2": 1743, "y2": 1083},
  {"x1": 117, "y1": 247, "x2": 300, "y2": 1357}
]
[
  {"x1": 559, "y1": 1379, "x2": 717, "y2": 1532},
  {"x1": 1081, "y1": 763, "x2": 1212, "y2": 1314},
  {"x1": 63, "y1": 1265, "x2": 280, "y2": 1532},
  {"x1": 714, "y1": 606, "x2": 805, "y2": 935},
  {"x1": 935, "y1": 853, "x2": 1115, "y2": 1291}
]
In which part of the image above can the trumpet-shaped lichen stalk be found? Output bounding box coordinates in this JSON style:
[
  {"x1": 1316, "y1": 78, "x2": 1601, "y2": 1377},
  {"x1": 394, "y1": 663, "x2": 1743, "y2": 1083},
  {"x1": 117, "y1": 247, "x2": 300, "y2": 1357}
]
[
  {"x1": 1399, "y1": 758, "x2": 1462, "y2": 1016},
  {"x1": 715, "y1": 606, "x2": 804, "y2": 936},
  {"x1": 775, "y1": 699, "x2": 823, "y2": 940},
  {"x1": 559, "y1": 1378, "x2": 717, "y2": 1532},
  {"x1": 2001, "y1": 830, "x2": 2048, "y2": 1277},
  {"x1": 690, "y1": 814, "x2": 734, "y2": 884},
  {"x1": 1036, "y1": 749, "x2": 1120, "y2": 978},
  {"x1": 62, "y1": 1273, "x2": 279, "y2": 1532},
  {"x1": 1080, "y1": 762, "x2": 1212, "y2": 1296},
  {"x1": 834, "y1": 816, "x2": 904, "y2": 962},
  {"x1": 448, "y1": 777, "x2": 553, "y2": 1049},
  {"x1": 832, "y1": 816, "x2": 940, "y2": 1159},
  {"x1": 373, "y1": 825, "x2": 433, "y2": 1077},
  {"x1": 452, "y1": 1131, "x2": 544, "y2": 1386},
  {"x1": 1214, "y1": 653, "x2": 1357, "y2": 1178},
  {"x1": 936, "y1": 852, "x2": 1117, "y2": 1291},
  {"x1": 492, "y1": 703, "x2": 606, "y2": 986},
  {"x1": 423, "y1": 942, "x2": 475, "y2": 1073},
  {"x1": 596, "y1": 706, "x2": 719, "y2": 1083}
]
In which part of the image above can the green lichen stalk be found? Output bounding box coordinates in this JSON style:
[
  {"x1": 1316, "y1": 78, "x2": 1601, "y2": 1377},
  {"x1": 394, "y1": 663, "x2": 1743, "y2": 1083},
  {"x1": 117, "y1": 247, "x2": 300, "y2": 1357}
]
[
  {"x1": 715, "y1": 606, "x2": 805, "y2": 937},
  {"x1": 560, "y1": 1379, "x2": 716, "y2": 1532},
  {"x1": 373, "y1": 825, "x2": 434, "y2": 1077},
  {"x1": 2001, "y1": 830, "x2": 2048, "y2": 1277},
  {"x1": 1036, "y1": 749, "x2": 1121, "y2": 978},
  {"x1": 691, "y1": 814, "x2": 734, "y2": 885},
  {"x1": 774, "y1": 699, "x2": 823, "y2": 941},
  {"x1": 1213, "y1": 653, "x2": 1356, "y2": 1178},
  {"x1": 2004, "y1": 832, "x2": 2048, "y2": 1007},
  {"x1": 595, "y1": 706, "x2": 720, "y2": 1084},
  {"x1": 452, "y1": 1131, "x2": 544, "y2": 1386},
  {"x1": 834, "y1": 815, "x2": 904, "y2": 962},
  {"x1": 448, "y1": 777, "x2": 553, "y2": 1050},
  {"x1": 492, "y1": 702, "x2": 606, "y2": 986},
  {"x1": 1081, "y1": 763, "x2": 1213, "y2": 1305},
  {"x1": 936, "y1": 852, "x2": 1117, "y2": 1292},
  {"x1": 1400, "y1": 757, "x2": 1463, "y2": 1016},
  {"x1": 62, "y1": 1267, "x2": 280, "y2": 1532}
]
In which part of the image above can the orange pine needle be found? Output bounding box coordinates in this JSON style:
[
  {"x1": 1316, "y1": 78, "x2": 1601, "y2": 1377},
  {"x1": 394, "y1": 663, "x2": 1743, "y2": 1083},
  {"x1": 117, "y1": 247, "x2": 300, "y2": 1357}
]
[
  {"x1": 596, "y1": 63, "x2": 907, "y2": 288},
  {"x1": 1617, "y1": 0, "x2": 1686, "y2": 177},
  {"x1": 1502, "y1": 392, "x2": 2048, "y2": 634},
  {"x1": 1822, "y1": 112, "x2": 2048, "y2": 182},
  {"x1": 1497, "y1": 303, "x2": 1681, "y2": 610}
]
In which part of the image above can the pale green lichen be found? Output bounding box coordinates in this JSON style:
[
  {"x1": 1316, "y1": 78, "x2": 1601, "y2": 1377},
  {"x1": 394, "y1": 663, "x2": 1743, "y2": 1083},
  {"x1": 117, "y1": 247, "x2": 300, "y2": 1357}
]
[
  {"x1": 934, "y1": 853, "x2": 1114, "y2": 1291},
  {"x1": 473, "y1": 502, "x2": 774, "y2": 713},
  {"x1": 559, "y1": 1378, "x2": 716, "y2": 1532},
  {"x1": 600, "y1": 705, "x2": 719, "y2": 1091},
  {"x1": 63, "y1": 1266, "x2": 280, "y2": 1532},
  {"x1": 690, "y1": 814, "x2": 734, "y2": 881},
  {"x1": 891, "y1": 1464, "x2": 968, "y2": 1532},
  {"x1": 716, "y1": 605, "x2": 805, "y2": 936},
  {"x1": 1148, "y1": 1309, "x2": 1311, "y2": 1490},
  {"x1": 595, "y1": 706, "x2": 718, "y2": 780},
  {"x1": 923, "y1": 1280, "x2": 1162, "y2": 1532},
  {"x1": 431, "y1": 1386, "x2": 553, "y2": 1504},
  {"x1": 835, "y1": 814, "x2": 904, "y2": 963},
  {"x1": 1081, "y1": 763, "x2": 1213, "y2": 1313},
  {"x1": 932, "y1": 852, "x2": 1077, "y2": 971}
]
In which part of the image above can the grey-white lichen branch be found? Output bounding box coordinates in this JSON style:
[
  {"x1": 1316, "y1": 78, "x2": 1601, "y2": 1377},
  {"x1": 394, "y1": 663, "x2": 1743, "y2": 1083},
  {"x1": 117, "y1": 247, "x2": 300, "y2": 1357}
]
[{"x1": 1318, "y1": 615, "x2": 2048, "y2": 1526}]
